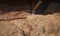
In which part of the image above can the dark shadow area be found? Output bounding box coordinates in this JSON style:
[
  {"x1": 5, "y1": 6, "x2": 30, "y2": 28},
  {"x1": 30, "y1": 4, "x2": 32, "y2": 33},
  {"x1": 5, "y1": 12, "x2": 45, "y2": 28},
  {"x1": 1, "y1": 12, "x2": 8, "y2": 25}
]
[
  {"x1": 0, "y1": 0, "x2": 32, "y2": 14},
  {"x1": 34, "y1": 0, "x2": 60, "y2": 15},
  {"x1": 35, "y1": 0, "x2": 51, "y2": 14},
  {"x1": 0, "y1": 0, "x2": 60, "y2": 15}
]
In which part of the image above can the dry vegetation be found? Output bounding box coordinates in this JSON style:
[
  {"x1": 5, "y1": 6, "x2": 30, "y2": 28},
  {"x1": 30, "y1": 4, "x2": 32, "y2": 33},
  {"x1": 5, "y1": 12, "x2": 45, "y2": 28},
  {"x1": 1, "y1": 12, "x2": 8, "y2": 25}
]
[
  {"x1": 0, "y1": 11, "x2": 30, "y2": 20},
  {"x1": 0, "y1": 12, "x2": 60, "y2": 36}
]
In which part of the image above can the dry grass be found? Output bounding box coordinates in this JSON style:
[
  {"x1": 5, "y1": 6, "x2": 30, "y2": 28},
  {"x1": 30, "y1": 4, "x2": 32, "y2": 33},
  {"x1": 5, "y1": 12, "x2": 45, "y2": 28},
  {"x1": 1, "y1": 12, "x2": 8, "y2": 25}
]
[
  {"x1": 0, "y1": 11, "x2": 30, "y2": 21},
  {"x1": 0, "y1": 12, "x2": 60, "y2": 36}
]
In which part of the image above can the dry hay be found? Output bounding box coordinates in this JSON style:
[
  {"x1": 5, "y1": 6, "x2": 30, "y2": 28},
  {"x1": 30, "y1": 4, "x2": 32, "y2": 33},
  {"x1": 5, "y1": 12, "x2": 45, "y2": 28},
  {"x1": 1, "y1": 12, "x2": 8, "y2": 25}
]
[
  {"x1": 0, "y1": 10, "x2": 30, "y2": 21},
  {"x1": 0, "y1": 12, "x2": 60, "y2": 36}
]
